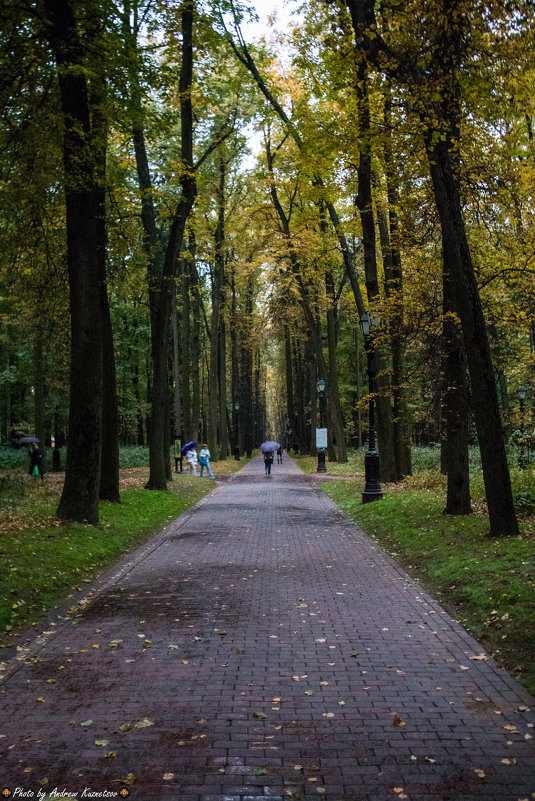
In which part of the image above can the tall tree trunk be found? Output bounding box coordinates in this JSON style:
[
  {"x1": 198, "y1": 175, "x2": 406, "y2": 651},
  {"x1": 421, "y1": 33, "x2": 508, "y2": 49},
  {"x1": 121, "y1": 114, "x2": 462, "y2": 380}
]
[
  {"x1": 146, "y1": 0, "x2": 196, "y2": 488},
  {"x1": 190, "y1": 238, "x2": 201, "y2": 442},
  {"x1": 45, "y1": 0, "x2": 103, "y2": 524},
  {"x1": 171, "y1": 284, "x2": 182, "y2": 448},
  {"x1": 284, "y1": 326, "x2": 294, "y2": 449},
  {"x1": 442, "y1": 260, "x2": 471, "y2": 515},
  {"x1": 426, "y1": 130, "x2": 517, "y2": 534},
  {"x1": 230, "y1": 260, "x2": 240, "y2": 453},
  {"x1": 93, "y1": 77, "x2": 120, "y2": 503},
  {"x1": 354, "y1": 56, "x2": 395, "y2": 481},
  {"x1": 382, "y1": 88, "x2": 411, "y2": 477},
  {"x1": 180, "y1": 257, "x2": 192, "y2": 439},
  {"x1": 326, "y1": 268, "x2": 347, "y2": 462},
  {"x1": 218, "y1": 316, "x2": 229, "y2": 458},
  {"x1": 240, "y1": 277, "x2": 254, "y2": 456},
  {"x1": 33, "y1": 337, "x2": 45, "y2": 447}
]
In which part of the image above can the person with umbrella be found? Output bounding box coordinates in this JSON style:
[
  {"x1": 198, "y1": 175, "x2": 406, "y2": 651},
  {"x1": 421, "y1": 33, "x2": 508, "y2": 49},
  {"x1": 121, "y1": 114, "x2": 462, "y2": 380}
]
[
  {"x1": 260, "y1": 441, "x2": 280, "y2": 476},
  {"x1": 27, "y1": 441, "x2": 45, "y2": 480},
  {"x1": 182, "y1": 441, "x2": 198, "y2": 476}
]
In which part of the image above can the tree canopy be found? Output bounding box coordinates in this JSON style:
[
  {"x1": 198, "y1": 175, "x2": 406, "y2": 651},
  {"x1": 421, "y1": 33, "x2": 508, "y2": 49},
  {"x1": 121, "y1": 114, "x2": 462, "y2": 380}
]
[{"x1": 0, "y1": 0, "x2": 533, "y2": 534}]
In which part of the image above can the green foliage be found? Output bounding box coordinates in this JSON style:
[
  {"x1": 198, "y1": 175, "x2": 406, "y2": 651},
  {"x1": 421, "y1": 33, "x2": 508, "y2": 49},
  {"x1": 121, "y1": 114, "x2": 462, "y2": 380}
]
[
  {"x1": 0, "y1": 446, "x2": 34, "y2": 470},
  {"x1": 118, "y1": 446, "x2": 151, "y2": 468}
]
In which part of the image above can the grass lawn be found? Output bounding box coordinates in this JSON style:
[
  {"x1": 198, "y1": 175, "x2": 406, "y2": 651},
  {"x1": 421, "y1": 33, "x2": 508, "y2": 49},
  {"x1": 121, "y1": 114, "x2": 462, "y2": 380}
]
[
  {"x1": 295, "y1": 451, "x2": 535, "y2": 696},
  {"x1": 0, "y1": 456, "x2": 247, "y2": 650}
]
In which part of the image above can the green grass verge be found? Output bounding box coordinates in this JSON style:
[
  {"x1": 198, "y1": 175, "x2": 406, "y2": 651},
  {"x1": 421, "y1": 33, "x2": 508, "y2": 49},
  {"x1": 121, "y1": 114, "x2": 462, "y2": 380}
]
[
  {"x1": 319, "y1": 475, "x2": 535, "y2": 695},
  {"x1": 0, "y1": 475, "x2": 211, "y2": 648}
]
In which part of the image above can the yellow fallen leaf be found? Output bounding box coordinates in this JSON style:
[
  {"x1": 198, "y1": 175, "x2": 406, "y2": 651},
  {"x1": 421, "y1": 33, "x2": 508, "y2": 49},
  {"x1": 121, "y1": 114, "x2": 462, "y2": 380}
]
[
  {"x1": 393, "y1": 715, "x2": 406, "y2": 727},
  {"x1": 322, "y1": 712, "x2": 334, "y2": 718},
  {"x1": 474, "y1": 769, "x2": 485, "y2": 778},
  {"x1": 37, "y1": 697, "x2": 46, "y2": 703},
  {"x1": 163, "y1": 773, "x2": 174, "y2": 780}
]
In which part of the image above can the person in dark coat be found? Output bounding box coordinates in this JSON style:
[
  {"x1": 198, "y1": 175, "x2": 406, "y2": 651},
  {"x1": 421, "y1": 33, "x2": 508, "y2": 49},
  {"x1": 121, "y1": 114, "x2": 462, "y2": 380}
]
[
  {"x1": 29, "y1": 443, "x2": 45, "y2": 480},
  {"x1": 264, "y1": 451, "x2": 274, "y2": 475},
  {"x1": 277, "y1": 446, "x2": 283, "y2": 464}
]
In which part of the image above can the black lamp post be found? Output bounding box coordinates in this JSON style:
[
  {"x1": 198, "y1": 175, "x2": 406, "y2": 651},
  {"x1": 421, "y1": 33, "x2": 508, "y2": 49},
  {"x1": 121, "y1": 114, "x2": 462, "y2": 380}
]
[
  {"x1": 316, "y1": 378, "x2": 327, "y2": 473},
  {"x1": 360, "y1": 312, "x2": 383, "y2": 503},
  {"x1": 517, "y1": 384, "x2": 527, "y2": 469},
  {"x1": 234, "y1": 401, "x2": 240, "y2": 460}
]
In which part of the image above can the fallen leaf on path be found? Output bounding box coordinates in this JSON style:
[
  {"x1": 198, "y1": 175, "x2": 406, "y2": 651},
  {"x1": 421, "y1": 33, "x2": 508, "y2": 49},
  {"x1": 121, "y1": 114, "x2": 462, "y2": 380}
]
[
  {"x1": 163, "y1": 773, "x2": 174, "y2": 780},
  {"x1": 474, "y1": 769, "x2": 486, "y2": 778},
  {"x1": 95, "y1": 739, "x2": 109, "y2": 746},
  {"x1": 253, "y1": 711, "x2": 267, "y2": 719},
  {"x1": 134, "y1": 718, "x2": 154, "y2": 728},
  {"x1": 393, "y1": 715, "x2": 406, "y2": 727},
  {"x1": 80, "y1": 720, "x2": 93, "y2": 727}
]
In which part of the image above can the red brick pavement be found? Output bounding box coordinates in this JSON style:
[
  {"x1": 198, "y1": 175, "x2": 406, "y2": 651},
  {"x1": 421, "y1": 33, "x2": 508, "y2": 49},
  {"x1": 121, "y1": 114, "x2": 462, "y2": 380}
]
[{"x1": 1, "y1": 455, "x2": 535, "y2": 801}]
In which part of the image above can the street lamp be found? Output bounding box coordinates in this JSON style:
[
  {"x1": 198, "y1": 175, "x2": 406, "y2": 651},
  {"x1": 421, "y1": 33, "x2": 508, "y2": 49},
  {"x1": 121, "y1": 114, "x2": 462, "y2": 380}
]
[
  {"x1": 517, "y1": 384, "x2": 528, "y2": 469},
  {"x1": 316, "y1": 378, "x2": 327, "y2": 473},
  {"x1": 234, "y1": 401, "x2": 240, "y2": 460},
  {"x1": 360, "y1": 311, "x2": 383, "y2": 503}
]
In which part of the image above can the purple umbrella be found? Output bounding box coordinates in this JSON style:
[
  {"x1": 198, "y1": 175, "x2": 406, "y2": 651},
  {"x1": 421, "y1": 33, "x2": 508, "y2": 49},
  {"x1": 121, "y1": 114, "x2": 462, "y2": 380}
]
[{"x1": 181, "y1": 441, "x2": 197, "y2": 456}]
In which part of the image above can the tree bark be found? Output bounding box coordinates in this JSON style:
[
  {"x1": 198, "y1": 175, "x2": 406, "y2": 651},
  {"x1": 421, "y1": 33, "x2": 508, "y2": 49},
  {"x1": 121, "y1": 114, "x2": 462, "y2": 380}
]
[
  {"x1": 190, "y1": 234, "x2": 201, "y2": 442},
  {"x1": 44, "y1": 0, "x2": 103, "y2": 524},
  {"x1": 442, "y1": 262, "x2": 471, "y2": 515},
  {"x1": 146, "y1": 0, "x2": 196, "y2": 488},
  {"x1": 426, "y1": 131, "x2": 517, "y2": 534},
  {"x1": 354, "y1": 57, "x2": 395, "y2": 480}
]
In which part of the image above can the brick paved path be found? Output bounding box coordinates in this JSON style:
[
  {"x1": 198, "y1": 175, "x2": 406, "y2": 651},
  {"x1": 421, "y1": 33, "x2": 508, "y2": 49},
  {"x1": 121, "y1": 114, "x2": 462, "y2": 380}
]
[{"x1": 1, "y1": 456, "x2": 535, "y2": 801}]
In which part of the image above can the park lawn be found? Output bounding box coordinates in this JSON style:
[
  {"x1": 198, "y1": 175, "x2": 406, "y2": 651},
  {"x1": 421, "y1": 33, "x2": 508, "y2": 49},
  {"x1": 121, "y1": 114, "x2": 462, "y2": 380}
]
[
  {"x1": 315, "y1": 469, "x2": 535, "y2": 696},
  {"x1": 0, "y1": 472, "x2": 215, "y2": 649}
]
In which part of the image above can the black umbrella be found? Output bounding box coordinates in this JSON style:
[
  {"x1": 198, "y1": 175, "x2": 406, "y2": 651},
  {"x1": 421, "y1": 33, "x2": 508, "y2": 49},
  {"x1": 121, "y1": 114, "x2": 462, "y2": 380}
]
[
  {"x1": 18, "y1": 436, "x2": 40, "y2": 444},
  {"x1": 181, "y1": 441, "x2": 197, "y2": 456}
]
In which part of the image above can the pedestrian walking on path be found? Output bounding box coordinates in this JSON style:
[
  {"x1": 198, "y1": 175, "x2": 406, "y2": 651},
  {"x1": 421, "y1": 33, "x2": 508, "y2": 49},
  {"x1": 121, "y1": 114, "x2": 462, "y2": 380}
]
[
  {"x1": 199, "y1": 444, "x2": 214, "y2": 478},
  {"x1": 185, "y1": 444, "x2": 198, "y2": 475},
  {"x1": 264, "y1": 449, "x2": 273, "y2": 475},
  {"x1": 1, "y1": 453, "x2": 535, "y2": 799}
]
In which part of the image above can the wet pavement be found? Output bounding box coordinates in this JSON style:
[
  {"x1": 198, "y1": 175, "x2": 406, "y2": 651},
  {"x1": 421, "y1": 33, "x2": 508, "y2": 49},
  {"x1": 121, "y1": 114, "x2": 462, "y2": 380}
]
[{"x1": 1, "y1": 455, "x2": 535, "y2": 800}]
